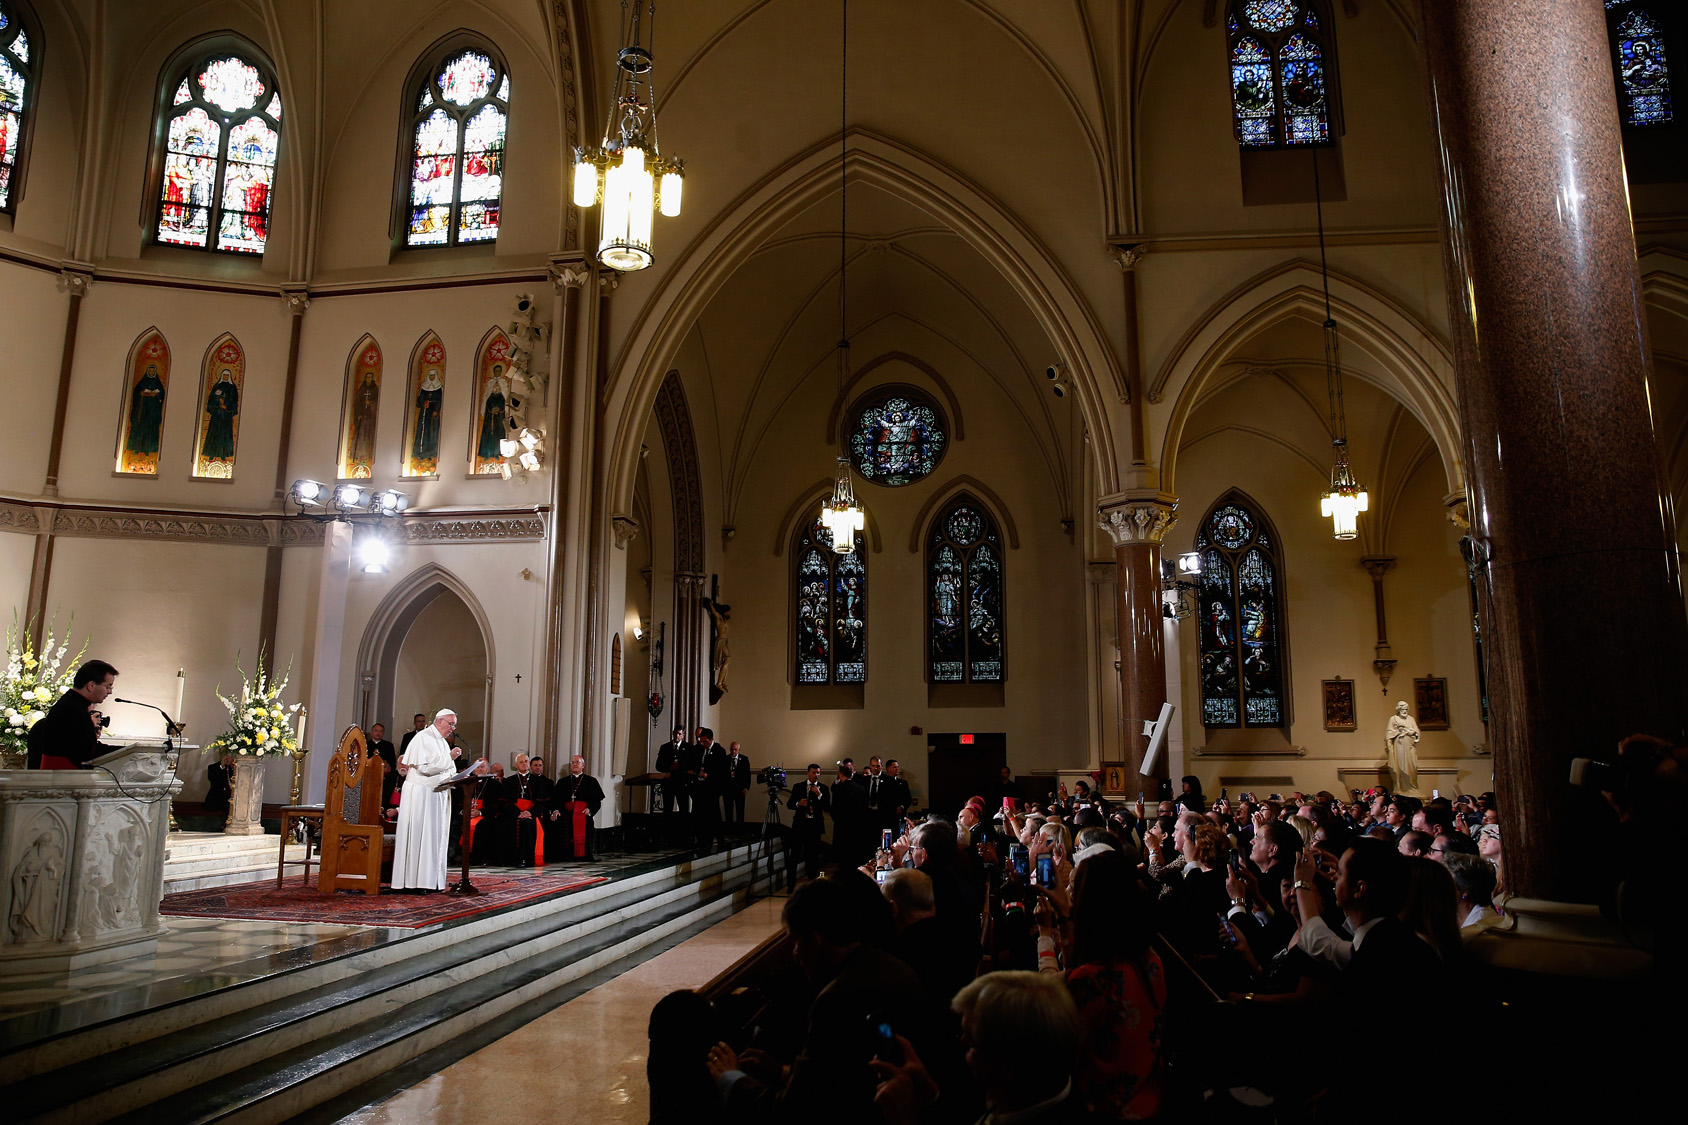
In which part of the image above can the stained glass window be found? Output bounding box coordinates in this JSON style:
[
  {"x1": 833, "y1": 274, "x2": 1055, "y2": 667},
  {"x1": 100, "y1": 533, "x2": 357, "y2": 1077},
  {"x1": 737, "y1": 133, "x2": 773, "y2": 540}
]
[
  {"x1": 794, "y1": 519, "x2": 867, "y2": 685},
  {"x1": 155, "y1": 49, "x2": 281, "y2": 254},
  {"x1": 1197, "y1": 495, "x2": 1286, "y2": 729},
  {"x1": 406, "y1": 47, "x2": 509, "y2": 247},
  {"x1": 1226, "y1": 1, "x2": 1334, "y2": 148},
  {"x1": 0, "y1": 1, "x2": 38, "y2": 214},
  {"x1": 1607, "y1": 5, "x2": 1675, "y2": 127},
  {"x1": 928, "y1": 498, "x2": 1004, "y2": 684},
  {"x1": 848, "y1": 389, "x2": 947, "y2": 486}
]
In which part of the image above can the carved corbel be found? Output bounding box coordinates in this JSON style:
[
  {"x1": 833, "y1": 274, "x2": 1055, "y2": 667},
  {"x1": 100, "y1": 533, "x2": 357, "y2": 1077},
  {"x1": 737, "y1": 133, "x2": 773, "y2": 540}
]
[
  {"x1": 1096, "y1": 492, "x2": 1178, "y2": 547},
  {"x1": 57, "y1": 265, "x2": 93, "y2": 297},
  {"x1": 611, "y1": 515, "x2": 641, "y2": 549}
]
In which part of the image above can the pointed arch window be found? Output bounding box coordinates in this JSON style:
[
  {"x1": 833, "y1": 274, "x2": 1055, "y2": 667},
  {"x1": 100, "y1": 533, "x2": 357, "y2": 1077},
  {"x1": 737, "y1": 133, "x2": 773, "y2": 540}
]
[
  {"x1": 1607, "y1": 3, "x2": 1677, "y2": 127},
  {"x1": 927, "y1": 497, "x2": 1004, "y2": 685},
  {"x1": 1196, "y1": 494, "x2": 1287, "y2": 728},
  {"x1": 794, "y1": 518, "x2": 867, "y2": 686},
  {"x1": 0, "y1": 1, "x2": 40, "y2": 215},
  {"x1": 1227, "y1": 1, "x2": 1335, "y2": 148},
  {"x1": 403, "y1": 43, "x2": 509, "y2": 247},
  {"x1": 153, "y1": 45, "x2": 282, "y2": 253}
]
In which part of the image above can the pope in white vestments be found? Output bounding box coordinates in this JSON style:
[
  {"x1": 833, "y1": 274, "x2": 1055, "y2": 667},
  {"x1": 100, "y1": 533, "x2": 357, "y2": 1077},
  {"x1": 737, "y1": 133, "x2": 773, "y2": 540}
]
[{"x1": 392, "y1": 708, "x2": 457, "y2": 890}]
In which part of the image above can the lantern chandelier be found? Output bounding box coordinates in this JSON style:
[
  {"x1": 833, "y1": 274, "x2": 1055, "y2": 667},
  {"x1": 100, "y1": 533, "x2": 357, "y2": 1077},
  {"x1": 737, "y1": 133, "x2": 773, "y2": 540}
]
[
  {"x1": 1313, "y1": 156, "x2": 1368, "y2": 541},
  {"x1": 572, "y1": 1, "x2": 684, "y2": 272},
  {"x1": 819, "y1": 0, "x2": 864, "y2": 555}
]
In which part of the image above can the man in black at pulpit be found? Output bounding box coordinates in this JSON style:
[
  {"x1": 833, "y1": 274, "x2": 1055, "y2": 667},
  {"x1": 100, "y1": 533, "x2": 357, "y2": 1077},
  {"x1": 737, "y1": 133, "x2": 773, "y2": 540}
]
[
  {"x1": 27, "y1": 660, "x2": 120, "y2": 769},
  {"x1": 549, "y1": 755, "x2": 605, "y2": 861}
]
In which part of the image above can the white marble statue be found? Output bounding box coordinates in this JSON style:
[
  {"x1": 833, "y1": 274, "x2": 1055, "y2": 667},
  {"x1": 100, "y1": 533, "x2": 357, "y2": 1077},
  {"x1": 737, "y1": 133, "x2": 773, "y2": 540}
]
[
  {"x1": 1386, "y1": 700, "x2": 1421, "y2": 793},
  {"x1": 9, "y1": 833, "x2": 64, "y2": 942},
  {"x1": 391, "y1": 709, "x2": 457, "y2": 891}
]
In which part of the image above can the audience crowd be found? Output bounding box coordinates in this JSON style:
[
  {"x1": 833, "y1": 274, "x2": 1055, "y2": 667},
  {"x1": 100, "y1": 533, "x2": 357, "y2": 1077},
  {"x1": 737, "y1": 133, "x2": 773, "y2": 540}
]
[{"x1": 645, "y1": 747, "x2": 1683, "y2": 1122}]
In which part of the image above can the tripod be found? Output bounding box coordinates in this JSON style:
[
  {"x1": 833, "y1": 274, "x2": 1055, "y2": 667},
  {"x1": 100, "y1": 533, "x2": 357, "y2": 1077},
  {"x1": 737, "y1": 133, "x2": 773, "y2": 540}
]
[{"x1": 754, "y1": 785, "x2": 788, "y2": 892}]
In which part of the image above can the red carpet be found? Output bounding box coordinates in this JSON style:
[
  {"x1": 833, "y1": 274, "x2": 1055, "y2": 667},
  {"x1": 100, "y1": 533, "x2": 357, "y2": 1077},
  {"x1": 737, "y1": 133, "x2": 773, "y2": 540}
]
[{"x1": 160, "y1": 871, "x2": 608, "y2": 928}]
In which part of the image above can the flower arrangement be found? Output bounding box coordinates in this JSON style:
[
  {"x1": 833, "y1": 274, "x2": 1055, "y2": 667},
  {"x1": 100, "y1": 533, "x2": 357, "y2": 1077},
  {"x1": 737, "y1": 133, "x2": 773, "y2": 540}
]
[
  {"x1": 207, "y1": 653, "x2": 303, "y2": 757},
  {"x1": 2, "y1": 613, "x2": 89, "y2": 766}
]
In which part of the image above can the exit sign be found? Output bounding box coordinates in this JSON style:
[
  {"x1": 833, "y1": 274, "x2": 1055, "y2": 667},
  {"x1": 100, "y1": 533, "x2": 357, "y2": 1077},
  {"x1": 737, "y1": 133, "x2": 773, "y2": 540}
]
[{"x1": 959, "y1": 734, "x2": 974, "y2": 745}]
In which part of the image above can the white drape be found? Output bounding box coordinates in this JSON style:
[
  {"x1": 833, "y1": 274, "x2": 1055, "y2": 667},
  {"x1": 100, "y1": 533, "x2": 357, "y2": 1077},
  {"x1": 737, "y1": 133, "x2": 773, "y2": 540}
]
[{"x1": 392, "y1": 725, "x2": 454, "y2": 890}]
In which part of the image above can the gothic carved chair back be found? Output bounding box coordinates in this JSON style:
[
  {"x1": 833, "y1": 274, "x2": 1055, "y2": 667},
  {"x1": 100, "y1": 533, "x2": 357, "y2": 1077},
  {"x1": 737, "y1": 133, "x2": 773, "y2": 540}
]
[{"x1": 317, "y1": 725, "x2": 388, "y2": 895}]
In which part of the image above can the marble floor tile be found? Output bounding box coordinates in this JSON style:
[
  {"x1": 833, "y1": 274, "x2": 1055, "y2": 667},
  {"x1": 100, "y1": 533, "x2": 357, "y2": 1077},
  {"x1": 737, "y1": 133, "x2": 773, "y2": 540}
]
[{"x1": 336, "y1": 898, "x2": 786, "y2": 1125}]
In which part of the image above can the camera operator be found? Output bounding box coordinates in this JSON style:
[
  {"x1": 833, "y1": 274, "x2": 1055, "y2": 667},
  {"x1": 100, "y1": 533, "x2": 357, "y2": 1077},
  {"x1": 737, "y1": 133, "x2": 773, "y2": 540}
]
[{"x1": 26, "y1": 660, "x2": 120, "y2": 769}]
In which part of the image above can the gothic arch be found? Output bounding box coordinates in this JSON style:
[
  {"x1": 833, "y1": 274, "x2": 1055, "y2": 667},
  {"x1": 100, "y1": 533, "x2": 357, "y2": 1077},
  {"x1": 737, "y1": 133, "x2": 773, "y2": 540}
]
[
  {"x1": 1152, "y1": 258, "x2": 1465, "y2": 497},
  {"x1": 906, "y1": 475, "x2": 1021, "y2": 552},
  {"x1": 602, "y1": 130, "x2": 1130, "y2": 520},
  {"x1": 355, "y1": 562, "x2": 496, "y2": 751}
]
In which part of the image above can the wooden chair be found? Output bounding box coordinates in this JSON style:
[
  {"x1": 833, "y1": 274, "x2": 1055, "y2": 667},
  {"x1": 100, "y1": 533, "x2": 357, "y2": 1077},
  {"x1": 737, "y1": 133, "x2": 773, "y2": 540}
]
[{"x1": 318, "y1": 725, "x2": 389, "y2": 895}]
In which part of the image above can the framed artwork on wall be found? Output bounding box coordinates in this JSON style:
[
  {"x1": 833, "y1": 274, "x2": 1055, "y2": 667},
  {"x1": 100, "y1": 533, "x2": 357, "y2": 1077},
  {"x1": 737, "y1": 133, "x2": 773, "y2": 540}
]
[
  {"x1": 1415, "y1": 676, "x2": 1450, "y2": 730},
  {"x1": 1322, "y1": 678, "x2": 1356, "y2": 732}
]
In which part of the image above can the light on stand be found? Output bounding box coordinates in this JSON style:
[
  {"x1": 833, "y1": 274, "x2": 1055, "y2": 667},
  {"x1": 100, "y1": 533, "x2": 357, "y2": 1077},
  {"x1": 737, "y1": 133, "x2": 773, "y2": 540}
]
[
  {"x1": 291, "y1": 479, "x2": 326, "y2": 506},
  {"x1": 358, "y1": 535, "x2": 391, "y2": 575}
]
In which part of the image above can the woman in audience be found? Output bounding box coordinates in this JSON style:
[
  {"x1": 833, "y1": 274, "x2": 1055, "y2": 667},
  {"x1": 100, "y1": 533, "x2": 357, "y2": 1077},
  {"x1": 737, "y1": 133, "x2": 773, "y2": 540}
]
[
  {"x1": 1400, "y1": 855, "x2": 1463, "y2": 963},
  {"x1": 1168, "y1": 823, "x2": 1232, "y2": 956},
  {"x1": 1478, "y1": 821, "x2": 1507, "y2": 902}
]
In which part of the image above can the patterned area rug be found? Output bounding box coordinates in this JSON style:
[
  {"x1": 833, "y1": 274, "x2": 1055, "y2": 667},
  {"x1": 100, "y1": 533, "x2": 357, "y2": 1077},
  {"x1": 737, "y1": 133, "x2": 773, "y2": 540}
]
[{"x1": 160, "y1": 871, "x2": 608, "y2": 928}]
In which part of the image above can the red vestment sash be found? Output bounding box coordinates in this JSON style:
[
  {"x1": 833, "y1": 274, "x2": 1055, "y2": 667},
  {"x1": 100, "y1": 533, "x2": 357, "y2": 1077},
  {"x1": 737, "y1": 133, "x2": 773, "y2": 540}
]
[
  {"x1": 562, "y1": 799, "x2": 589, "y2": 858},
  {"x1": 39, "y1": 755, "x2": 76, "y2": 770},
  {"x1": 514, "y1": 798, "x2": 545, "y2": 865}
]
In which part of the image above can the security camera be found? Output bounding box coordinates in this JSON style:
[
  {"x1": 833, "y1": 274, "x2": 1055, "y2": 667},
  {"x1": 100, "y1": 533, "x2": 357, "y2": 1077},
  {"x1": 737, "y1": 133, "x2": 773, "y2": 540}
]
[
  {"x1": 515, "y1": 293, "x2": 533, "y2": 313},
  {"x1": 1046, "y1": 365, "x2": 1060, "y2": 381},
  {"x1": 1052, "y1": 381, "x2": 1068, "y2": 398}
]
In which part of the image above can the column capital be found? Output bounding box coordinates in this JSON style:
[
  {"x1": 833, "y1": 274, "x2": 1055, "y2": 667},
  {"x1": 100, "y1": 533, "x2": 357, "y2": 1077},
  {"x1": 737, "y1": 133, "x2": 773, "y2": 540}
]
[
  {"x1": 57, "y1": 264, "x2": 93, "y2": 297},
  {"x1": 1360, "y1": 556, "x2": 1397, "y2": 581},
  {"x1": 1442, "y1": 491, "x2": 1470, "y2": 529},
  {"x1": 281, "y1": 286, "x2": 311, "y2": 315},
  {"x1": 675, "y1": 572, "x2": 707, "y2": 593},
  {"x1": 549, "y1": 253, "x2": 592, "y2": 292},
  {"x1": 1096, "y1": 490, "x2": 1178, "y2": 547},
  {"x1": 611, "y1": 514, "x2": 640, "y2": 549},
  {"x1": 1108, "y1": 242, "x2": 1148, "y2": 270}
]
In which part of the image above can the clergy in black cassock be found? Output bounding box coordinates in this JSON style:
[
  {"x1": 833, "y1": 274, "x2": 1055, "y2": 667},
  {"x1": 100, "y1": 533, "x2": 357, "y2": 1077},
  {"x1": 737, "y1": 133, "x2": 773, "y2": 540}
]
[
  {"x1": 500, "y1": 754, "x2": 544, "y2": 867},
  {"x1": 549, "y1": 756, "x2": 605, "y2": 861}
]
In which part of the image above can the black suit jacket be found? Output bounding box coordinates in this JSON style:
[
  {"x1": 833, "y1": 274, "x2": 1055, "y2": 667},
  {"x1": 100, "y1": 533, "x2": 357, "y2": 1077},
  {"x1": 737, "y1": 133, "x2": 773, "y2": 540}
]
[
  {"x1": 882, "y1": 776, "x2": 912, "y2": 820},
  {"x1": 674, "y1": 743, "x2": 704, "y2": 791},
  {"x1": 1344, "y1": 915, "x2": 1443, "y2": 997},
  {"x1": 26, "y1": 690, "x2": 110, "y2": 768},
  {"x1": 788, "y1": 780, "x2": 830, "y2": 834},
  {"x1": 369, "y1": 739, "x2": 397, "y2": 772},
  {"x1": 699, "y1": 744, "x2": 730, "y2": 793},
  {"x1": 656, "y1": 739, "x2": 686, "y2": 775},
  {"x1": 726, "y1": 751, "x2": 752, "y2": 791}
]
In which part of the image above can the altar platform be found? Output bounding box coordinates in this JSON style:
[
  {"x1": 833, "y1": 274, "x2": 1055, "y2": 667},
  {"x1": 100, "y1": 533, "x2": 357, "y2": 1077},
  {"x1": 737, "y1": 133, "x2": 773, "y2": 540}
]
[{"x1": 0, "y1": 839, "x2": 785, "y2": 1124}]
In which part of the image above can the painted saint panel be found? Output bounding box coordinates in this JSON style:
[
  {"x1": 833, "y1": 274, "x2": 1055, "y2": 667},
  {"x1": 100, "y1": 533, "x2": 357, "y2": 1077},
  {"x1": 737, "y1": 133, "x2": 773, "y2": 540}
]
[
  {"x1": 337, "y1": 336, "x2": 383, "y2": 480},
  {"x1": 114, "y1": 329, "x2": 171, "y2": 476},
  {"x1": 468, "y1": 328, "x2": 512, "y2": 476},
  {"x1": 400, "y1": 332, "x2": 446, "y2": 478},
  {"x1": 192, "y1": 335, "x2": 244, "y2": 479}
]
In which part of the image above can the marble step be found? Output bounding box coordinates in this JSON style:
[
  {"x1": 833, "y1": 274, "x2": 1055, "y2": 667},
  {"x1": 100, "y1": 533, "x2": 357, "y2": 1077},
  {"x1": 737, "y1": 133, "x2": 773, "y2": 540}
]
[
  {"x1": 5, "y1": 844, "x2": 783, "y2": 1124},
  {"x1": 163, "y1": 833, "x2": 288, "y2": 859},
  {"x1": 164, "y1": 845, "x2": 300, "y2": 876},
  {"x1": 1, "y1": 845, "x2": 761, "y2": 1084},
  {"x1": 164, "y1": 862, "x2": 306, "y2": 896}
]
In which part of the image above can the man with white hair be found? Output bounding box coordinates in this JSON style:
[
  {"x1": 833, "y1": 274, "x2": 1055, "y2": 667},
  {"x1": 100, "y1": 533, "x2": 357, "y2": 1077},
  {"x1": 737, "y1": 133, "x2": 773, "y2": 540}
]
[{"x1": 392, "y1": 709, "x2": 459, "y2": 890}]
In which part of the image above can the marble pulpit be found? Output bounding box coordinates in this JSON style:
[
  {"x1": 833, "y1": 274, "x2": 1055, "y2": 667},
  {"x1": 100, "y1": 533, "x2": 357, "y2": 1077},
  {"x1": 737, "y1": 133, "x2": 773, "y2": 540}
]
[{"x1": 0, "y1": 741, "x2": 189, "y2": 973}]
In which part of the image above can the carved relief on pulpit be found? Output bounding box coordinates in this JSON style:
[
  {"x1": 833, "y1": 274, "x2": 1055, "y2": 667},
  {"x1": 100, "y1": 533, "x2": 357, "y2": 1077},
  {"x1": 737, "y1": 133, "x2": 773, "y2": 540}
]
[{"x1": 8, "y1": 820, "x2": 68, "y2": 943}]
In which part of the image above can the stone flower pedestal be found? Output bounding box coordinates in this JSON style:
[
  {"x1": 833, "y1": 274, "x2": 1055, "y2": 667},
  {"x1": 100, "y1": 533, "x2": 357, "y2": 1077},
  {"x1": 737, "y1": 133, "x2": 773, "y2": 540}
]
[{"x1": 225, "y1": 754, "x2": 267, "y2": 836}]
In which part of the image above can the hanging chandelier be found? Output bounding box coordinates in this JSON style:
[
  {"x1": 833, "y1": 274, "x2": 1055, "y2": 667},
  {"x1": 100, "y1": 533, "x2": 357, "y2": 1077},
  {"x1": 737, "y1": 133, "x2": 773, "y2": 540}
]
[
  {"x1": 1312, "y1": 157, "x2": 1367, "y2": 540},
  {"x1": 571, "y1": 1, "x2": 684, "y2": 272},
  {"x1": 819, "y1": 0, "x2": 863, "y2": 555}
]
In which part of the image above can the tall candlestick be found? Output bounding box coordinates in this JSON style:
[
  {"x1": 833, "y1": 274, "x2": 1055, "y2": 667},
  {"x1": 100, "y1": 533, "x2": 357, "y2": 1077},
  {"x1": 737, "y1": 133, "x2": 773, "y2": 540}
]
[
  {"x1": 296, "y1": 710, "x2": 307, "y2": 750},
  {"x1": 174, "y1": 668, "x2": 186, "y2": 720}
]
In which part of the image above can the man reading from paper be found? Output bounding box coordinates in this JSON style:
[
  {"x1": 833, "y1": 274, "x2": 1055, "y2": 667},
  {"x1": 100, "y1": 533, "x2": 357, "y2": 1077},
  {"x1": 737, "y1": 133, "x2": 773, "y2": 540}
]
[{"x1": 392, "y1": 709, "x2": 458, "y2": 891}]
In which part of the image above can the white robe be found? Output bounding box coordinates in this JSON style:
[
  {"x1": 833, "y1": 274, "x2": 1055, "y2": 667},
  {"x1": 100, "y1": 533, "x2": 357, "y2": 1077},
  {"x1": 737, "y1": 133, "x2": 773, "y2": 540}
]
[{"x1": 392, "y1": 726, "x2": 455, "y2": 890}]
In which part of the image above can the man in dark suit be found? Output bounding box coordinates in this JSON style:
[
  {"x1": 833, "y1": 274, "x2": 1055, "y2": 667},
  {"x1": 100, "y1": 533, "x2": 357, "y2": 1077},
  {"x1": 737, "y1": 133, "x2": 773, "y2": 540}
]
[
  {"x1": 787, "y1": 764, "x2": 830, "y2": 890},
  {"x1": 695, "y1": 728, "x2": 729, "y2": 852},
  {"x1": 860, "y1": 755, "x2": 886, "y2": 829},
  {"x1": 723, "y1": 740, "x2": 752, "y2": 828},
  {"x1": 830, "y1": 761, "x2": 870, "y2": 868},
  {"x1": 368, "y1": 722, "x2": 397, "y2": 772},
  {"x1": 26, "y1": 659, "x2": 119, "y2": 769},
  {"x1": 655, "y1": 726, "x2": 690, "y2": 821},
  {"x1": 883, "y1": 758, "x2": 913, "y2": 827},
  {"x1": 204, "y1": 752, "x2": 235, "y2": 819},
  {"x1": 398, "y1": 713, "x2": 427, "y2": 756}
]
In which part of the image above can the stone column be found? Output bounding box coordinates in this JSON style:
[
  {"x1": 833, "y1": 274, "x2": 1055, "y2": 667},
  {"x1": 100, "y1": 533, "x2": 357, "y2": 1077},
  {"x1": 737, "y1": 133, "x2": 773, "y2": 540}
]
[
  {"x1": 1097, "y1": 492, "x2": 1178, "y2": 786},
  {"x1": 1420, "y1": 0, "x2": 1688, "y2": 903},
  {"x1": 673, "y1": 573, "x2": 707, "y2": 740}
]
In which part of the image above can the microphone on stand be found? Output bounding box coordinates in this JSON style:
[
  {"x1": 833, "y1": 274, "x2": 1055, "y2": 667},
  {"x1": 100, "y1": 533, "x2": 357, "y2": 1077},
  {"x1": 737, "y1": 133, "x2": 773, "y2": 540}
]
[{"x1": 115, "y1": 698, "x2": 185, "y2": 746}]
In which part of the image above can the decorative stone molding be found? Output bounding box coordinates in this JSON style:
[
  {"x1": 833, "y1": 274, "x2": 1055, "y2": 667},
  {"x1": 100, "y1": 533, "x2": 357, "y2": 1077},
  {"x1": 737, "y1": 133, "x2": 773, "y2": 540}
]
[
  {"x1": 0, "y1": 503, "x2": 40, "y2": 532},
  {"x1": 53, "y1": 510, "x2": 272, "y2": 546},
  {"x1": 1360, "y1": 556, "x2": 1397, "y2": 582},
  {"x1": 1443, "y1": 491, "x2": 1470, "y2": 529},
  {"x1": 57, "y1": 266, "x2": 93, "y2": 297},
  {"x1": 282, "y1": 287, "x2": 311, "y2": 315},
  {"x1": 1096, "y1": 491, "x2": 1178, "y2": 547},
  {"x1": 1110, "y1": 243, "x2": 1148, "y2": 271},
  {"x1": 400, "y1": 514, "x2": 547, "y2": 544},
  {"x1": 611, "y1": 514, "x2": 641, "y2": 549},
  {"x1": 549, "y1": 257, "x2": 592, "y2": 292},
  {"x1": 553, "y1": 2, "x2": 583, "y2": 251},
  {"x1": 278, "y1": 520, "x2": 327, "y2": 545}
]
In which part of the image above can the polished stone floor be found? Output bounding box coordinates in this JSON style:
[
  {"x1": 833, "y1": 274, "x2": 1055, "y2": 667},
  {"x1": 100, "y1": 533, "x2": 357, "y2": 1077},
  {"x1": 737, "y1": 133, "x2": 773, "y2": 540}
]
[{"x1": 332, "y1": 895, "x2": 787, "y2": 1125}]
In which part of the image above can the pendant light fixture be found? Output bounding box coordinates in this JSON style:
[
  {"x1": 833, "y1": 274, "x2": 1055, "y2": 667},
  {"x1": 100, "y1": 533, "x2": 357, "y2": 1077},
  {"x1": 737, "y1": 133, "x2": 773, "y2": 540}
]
[
  {"x1": 1313, "y1": 155, "x2": 1367, "y2": 540},
  {"x1": 572, "y1": 1, "x2": 685, "y2": 272},
  {"x1": 819, "y1": 0, "x2": 864, "y2": 555}
]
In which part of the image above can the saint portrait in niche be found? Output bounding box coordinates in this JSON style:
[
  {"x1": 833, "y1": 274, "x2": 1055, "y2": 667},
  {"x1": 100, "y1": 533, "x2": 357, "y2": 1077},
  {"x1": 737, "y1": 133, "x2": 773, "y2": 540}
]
[
  {"x1": 475, "y1": 367, "x2": 509, "y2": 462},
  {"x1": 124, "y1": 364, "x2": 167, "y2": 470},
  {"x1": 469, "y1": 329, "x2": 513, "y2": 475},
  {"x1": 403, "y1": 334, "x2": 447, "y2": 478},
  {"x1": 412, "y1": 369, "x2": 443, "y2": 466},
  {"x1": 199, "y1": 368, "x2": 240, "y2": 464},
  {"x1": 349, "y1": 371, "x2": 380, "y2": 468},
  {"x1": 339, "y1": 339, "x2": 383, "y2": 480}
]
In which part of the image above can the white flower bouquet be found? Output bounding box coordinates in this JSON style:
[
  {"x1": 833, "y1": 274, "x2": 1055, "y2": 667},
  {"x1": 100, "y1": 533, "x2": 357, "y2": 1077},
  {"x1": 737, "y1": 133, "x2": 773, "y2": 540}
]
[
  {"x1": 2, "y1": 612, "x2": 89, "y2": 766},
  {"x1": 207, "y1": 654, "x2": 303, "y2": 757}
]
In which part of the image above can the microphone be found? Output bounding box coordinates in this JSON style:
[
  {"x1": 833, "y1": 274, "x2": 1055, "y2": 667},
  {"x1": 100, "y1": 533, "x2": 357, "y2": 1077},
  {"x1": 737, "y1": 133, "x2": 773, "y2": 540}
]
[{"x1": 115, "y1": 697, "x2": 184, "y2": 742}]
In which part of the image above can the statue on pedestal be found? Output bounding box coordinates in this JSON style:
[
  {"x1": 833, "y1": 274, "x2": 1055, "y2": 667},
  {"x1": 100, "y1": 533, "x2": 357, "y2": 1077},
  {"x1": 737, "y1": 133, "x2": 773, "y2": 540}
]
[{"x1": 1386, "y1": 700, "x2": 1421, "y2": 793}]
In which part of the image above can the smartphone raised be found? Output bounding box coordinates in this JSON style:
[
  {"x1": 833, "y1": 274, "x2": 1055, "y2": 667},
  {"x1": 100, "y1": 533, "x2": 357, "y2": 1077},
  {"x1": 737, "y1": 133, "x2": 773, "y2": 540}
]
[
  {"x1": 1010, "y1": 844, "x2": 1030, "y2": 879},
  {"x1": 868, "y1": 1016, "x2": 903, "y2": 1064},
  {"x1": 1035, "y1": 853, "x2": 1055, "y2": 887}
]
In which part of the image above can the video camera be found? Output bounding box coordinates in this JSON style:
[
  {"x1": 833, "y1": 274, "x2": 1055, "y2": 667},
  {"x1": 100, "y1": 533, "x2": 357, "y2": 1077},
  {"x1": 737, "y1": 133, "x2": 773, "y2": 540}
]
[{"x1": 758, "y1": 765, "x2": 787, "y2": 792}]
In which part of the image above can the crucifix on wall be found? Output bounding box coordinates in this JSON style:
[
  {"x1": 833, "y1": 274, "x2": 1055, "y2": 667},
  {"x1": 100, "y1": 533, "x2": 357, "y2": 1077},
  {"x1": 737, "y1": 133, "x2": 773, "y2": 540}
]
[{"x1": 701, "y1": 574, "x2": 732, "y2": 705}]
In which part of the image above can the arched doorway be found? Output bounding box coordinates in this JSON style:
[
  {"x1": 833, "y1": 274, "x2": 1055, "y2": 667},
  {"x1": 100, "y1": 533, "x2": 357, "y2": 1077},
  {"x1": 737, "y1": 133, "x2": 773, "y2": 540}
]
[{"x1": 358, "y1": 565, "x2": 496, "y2": 762}]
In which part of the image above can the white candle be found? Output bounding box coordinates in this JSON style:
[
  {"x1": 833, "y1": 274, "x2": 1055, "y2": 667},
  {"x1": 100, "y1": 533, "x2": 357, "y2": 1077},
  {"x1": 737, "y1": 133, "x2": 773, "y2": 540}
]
[
  {"x1": 296, "y1": 710, "x2": 307, "y2": 751},
  {"x1": 174, "y1": 668, "x2": 186, "y2": 719}
]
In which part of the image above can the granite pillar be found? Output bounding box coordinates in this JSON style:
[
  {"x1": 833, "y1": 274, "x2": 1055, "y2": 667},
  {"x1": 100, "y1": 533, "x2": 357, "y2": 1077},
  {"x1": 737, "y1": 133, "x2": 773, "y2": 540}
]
[
  {"x1": 1098, "y1": 493, "x2": 1178, "y2": 787},
  {"x1": 1420, "y1": 0, "x2": 1688, "y2": 902}
]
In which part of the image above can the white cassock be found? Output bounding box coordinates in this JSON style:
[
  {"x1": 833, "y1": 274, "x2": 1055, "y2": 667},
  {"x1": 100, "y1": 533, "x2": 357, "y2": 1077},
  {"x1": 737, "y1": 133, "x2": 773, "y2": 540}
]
[{"x1": 392, "y1": 725, "x2": 454, "y2": 890}]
